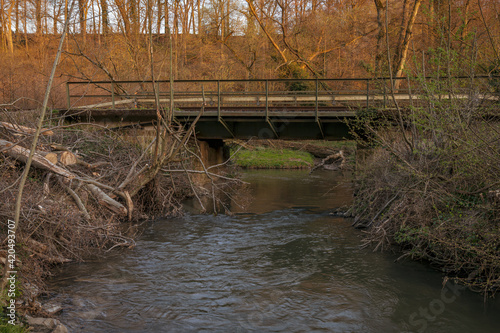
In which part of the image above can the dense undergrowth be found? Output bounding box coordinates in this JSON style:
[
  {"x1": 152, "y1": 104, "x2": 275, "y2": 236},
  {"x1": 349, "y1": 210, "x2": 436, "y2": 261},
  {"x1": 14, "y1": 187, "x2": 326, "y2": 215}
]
[{"x1": 350, "y1": 72, "x2": 500, "y2": 295}]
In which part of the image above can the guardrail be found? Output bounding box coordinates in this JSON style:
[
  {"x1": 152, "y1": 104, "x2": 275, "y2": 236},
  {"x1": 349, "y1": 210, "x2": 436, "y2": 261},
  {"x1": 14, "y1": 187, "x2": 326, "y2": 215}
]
[{"x1": 66, "y1": 76, "x2": 498, "y2": 121}]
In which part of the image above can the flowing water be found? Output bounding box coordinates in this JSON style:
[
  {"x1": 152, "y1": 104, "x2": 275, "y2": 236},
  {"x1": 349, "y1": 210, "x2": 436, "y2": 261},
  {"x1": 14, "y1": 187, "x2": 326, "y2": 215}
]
[{"x1": 48, "y1": 170, "x2": 499, "y2": 332}]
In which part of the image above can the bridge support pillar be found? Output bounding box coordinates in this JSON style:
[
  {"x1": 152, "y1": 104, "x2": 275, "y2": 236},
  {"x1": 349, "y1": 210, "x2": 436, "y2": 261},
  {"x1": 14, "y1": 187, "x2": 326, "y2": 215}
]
[{"x1": 192, "y1": 139, "x2": 226, "y2": 184}]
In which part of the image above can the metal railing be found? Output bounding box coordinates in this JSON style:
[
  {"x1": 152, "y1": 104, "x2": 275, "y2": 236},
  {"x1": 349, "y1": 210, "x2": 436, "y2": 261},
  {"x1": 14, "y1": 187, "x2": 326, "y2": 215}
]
[{"x1": 66, "y1": 76, "x2": 499, "y2": 119}]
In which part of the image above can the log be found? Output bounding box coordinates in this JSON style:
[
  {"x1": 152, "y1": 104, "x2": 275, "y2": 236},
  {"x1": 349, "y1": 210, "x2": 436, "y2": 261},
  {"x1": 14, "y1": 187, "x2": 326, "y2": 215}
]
[
  {"x1": 0, "y1": 121, "x2": 53, "y2": 136},
  {"x1": 41, "y1": 149, "x2": 78, "y2": 166},
  {"x1": 86, "y1": 184, "x2": 127, "y2": 216},
  {"x1": 0, "y1": 139, "x2": 74, "y2": 179},
  {"x1": 39, "y1": 151, "x2": 58, "y2": 165},
  {"x1": 49, "y1": 144, "x2": 70, "y2": 151},
  {"x1": 58, "y1": 151, "x2": 77, "y2": 166},
  {"x1": 123, "y1": 190, "x2": 134, "y2": 221},
  {"x1": 0, "y1": 139, "x2": 128, "y2": 217}
]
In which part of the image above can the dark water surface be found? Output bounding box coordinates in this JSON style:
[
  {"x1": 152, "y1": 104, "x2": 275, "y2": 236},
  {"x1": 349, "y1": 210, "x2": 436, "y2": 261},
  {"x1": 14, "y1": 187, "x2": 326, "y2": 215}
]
[{"x1": 49, "y1": 170, "x2": 499, "y2": 332}]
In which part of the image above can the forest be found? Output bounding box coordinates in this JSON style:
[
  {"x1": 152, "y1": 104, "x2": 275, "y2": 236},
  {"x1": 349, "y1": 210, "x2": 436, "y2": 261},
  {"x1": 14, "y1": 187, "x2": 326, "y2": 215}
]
[{"x1": 0, "y1": 0, "x2": 499, "y2": 109}]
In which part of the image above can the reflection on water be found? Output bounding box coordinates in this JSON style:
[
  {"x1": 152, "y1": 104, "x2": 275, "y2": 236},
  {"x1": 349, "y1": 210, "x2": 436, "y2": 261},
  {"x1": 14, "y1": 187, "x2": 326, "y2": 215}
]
[{"x1": 48, "y1": 170, "x2": 499, "y2": 332}]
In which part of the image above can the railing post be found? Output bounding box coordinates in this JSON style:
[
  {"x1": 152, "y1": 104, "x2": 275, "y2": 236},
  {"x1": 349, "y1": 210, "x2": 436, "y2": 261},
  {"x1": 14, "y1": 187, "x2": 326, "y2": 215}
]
[
  {"x1": 217, "y1": 80, "x2": 221, "y2": 121},
  {"x1": 315, "y1": 78, "x2": 319, "y2": 122},
  {"x1": 265, "y1": 80, "x2": 269, "y2": 121},
  {"x1": 366, "y1": 80, "x2": 370, "y2": 108},
  {"x1": 383, "y1": 79, "x2": 386, "y2": 109},
  {"x1": 111, "y1": 81, "x2": 115, "y2": 109},
  {"x1": 66, "y1": 82, "x2": 70, "y2": 109}
]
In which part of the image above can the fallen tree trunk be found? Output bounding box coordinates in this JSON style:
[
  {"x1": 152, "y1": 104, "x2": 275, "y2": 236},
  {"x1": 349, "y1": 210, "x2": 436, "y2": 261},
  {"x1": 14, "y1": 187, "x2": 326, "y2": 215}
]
[
  {"x1": 40, "y1": 150, "x2": 77, "y2": 166},
  {"x1": 58, "y1": 151, "x2": 78, "y2": 166},
  {"x1": 0, "y1": 121, "x2": 54, "y2": 136},
  {"x1": 0, "y1": 139, "x2": 75, "y2": 179},
  {"x1": 38, "y1": 151, "x2": 58, "y2": 165}
]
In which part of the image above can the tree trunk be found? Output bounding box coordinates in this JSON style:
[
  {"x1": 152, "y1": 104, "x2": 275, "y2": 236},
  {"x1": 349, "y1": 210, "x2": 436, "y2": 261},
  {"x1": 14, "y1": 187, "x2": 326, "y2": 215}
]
[
  {"x1": 0, "y1": 139, "x2": 75, "y2": 179},
  {"x1": 5, "y1": 0, "x2": 14, "y2": 53},
  {"x1": 35, "y1": 0, "x2": 42, "y2": 35},
  {"x1": 394, "y1": 0, "x2": 423, "y2": 89},
  {"x1": 0, "y1": 121, "x2": 54, "y2": 136},
  {"x1": 101, "y1": 0, "x2": 109, "y2": 34},
  {"x1": 374, "y1": 0, "x2": 387, "y2": 76},
  {"x1": 246, "y1": 0, "x2": 288, "y2": 64},
  {"x1": 115, "y1": 0, "x2": 131, "y2": 34},
  {"x1": 393, "y1": 0, "x2": 410, "y2": 67},
  {"x1": 78, "y1": 0, "x2": 87, "y2": 40}
]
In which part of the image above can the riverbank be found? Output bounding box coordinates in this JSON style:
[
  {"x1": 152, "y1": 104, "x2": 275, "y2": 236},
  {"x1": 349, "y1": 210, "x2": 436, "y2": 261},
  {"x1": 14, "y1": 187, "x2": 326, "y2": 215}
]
[
  {"x1": 0, "y1": 116, "x2": 242, "y2": 331},
  {"x1": 350, "y1": 124, "x2": 500, "y2": 294},
  {"x1": 229, "y1": 140, "x2": 356, "y2": 170}
]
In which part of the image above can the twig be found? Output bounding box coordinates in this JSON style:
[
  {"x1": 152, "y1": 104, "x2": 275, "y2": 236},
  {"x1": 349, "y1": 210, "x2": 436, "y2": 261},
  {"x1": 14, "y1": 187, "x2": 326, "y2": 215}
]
[{"x1": 56, "y1": 176, "x2": 91, "y2": 221}]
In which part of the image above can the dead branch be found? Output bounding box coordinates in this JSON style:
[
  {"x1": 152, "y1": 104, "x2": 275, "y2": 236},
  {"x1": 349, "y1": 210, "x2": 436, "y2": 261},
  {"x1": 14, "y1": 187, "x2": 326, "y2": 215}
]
[
  {"x1": 86, "y1": 184, "x2": 127, "y2": 216},
  {"x1": 57, "y1": 176, "x2": 91, "y2": 221},
  {"x1": 310, "y1": 151, "x2": 346, "y2": 172}
]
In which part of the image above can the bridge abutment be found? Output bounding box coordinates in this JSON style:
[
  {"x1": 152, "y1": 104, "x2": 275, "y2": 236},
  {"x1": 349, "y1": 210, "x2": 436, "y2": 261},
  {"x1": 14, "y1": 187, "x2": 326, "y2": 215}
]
[{"x1": 192, "y1": 139, "x2": 227, "y2": 184}]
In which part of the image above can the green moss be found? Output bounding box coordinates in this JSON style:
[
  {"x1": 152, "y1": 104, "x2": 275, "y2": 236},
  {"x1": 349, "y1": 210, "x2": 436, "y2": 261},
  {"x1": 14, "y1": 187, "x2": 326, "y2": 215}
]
[{"x1": 231, "y1": 147, "x2": 314, "y2": 169}]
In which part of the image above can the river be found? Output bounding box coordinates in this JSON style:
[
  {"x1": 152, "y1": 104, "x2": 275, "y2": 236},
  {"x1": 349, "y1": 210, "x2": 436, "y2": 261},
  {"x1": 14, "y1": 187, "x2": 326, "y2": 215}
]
[{"x1": 48, "y1": 170, "x2": 499, "y2": 332}]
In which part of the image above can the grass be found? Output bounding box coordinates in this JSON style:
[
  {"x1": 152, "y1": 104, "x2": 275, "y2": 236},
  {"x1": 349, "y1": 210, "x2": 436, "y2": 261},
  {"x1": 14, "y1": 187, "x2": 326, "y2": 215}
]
[
  {"x1": 231, "y1": 147, "x2": 314, "y2": 169},
  {"x1": 293, "y1": 140, "x2": 357, "y2": 149}
]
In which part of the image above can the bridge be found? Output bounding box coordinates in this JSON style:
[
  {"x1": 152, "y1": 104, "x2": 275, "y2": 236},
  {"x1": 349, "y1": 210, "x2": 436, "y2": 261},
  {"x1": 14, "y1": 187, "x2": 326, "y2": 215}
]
[{"x1": 61, "y1": 76, "x2": 497, "y2": 140}]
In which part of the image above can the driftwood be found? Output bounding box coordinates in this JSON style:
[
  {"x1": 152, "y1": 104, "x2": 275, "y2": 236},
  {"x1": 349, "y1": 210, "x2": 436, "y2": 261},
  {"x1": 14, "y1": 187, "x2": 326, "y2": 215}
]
[
  {"x1": 0, "y1": 121, "x2": 53, "y2": 136},
  {"x1": 310, "y1": 151, "x2": 345, "y2": 172}
]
